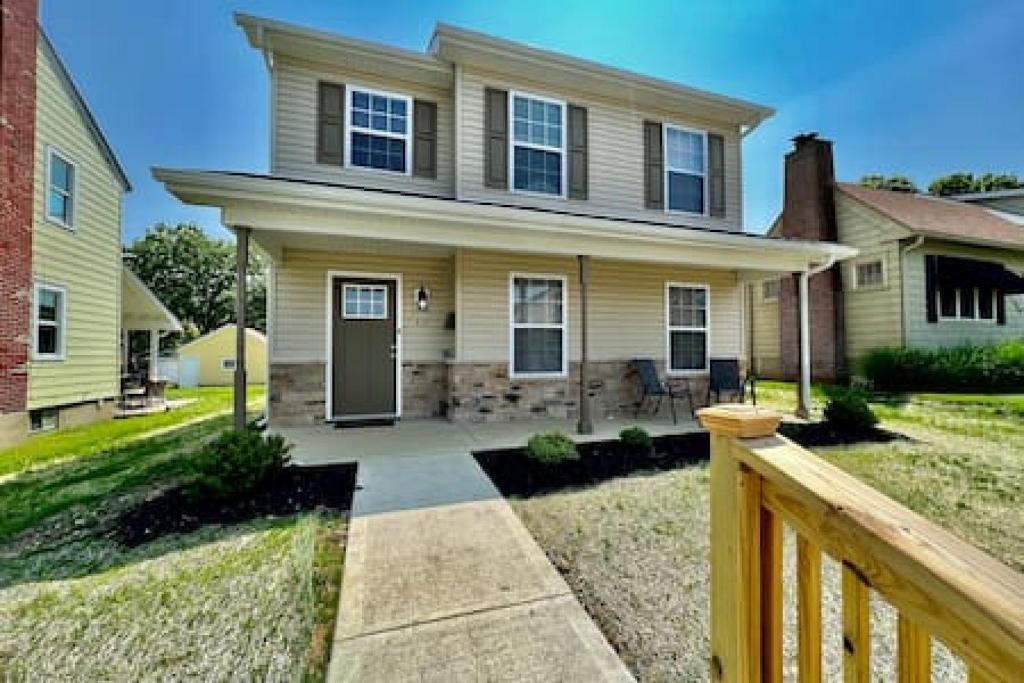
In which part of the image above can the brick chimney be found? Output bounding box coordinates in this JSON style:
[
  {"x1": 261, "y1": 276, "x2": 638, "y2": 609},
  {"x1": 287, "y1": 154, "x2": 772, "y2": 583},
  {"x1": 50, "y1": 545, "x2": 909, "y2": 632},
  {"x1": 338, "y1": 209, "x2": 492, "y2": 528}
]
[
  {"x1": 778, "y1": 133, "x2": 846, "y2": 381},
  {"x1": 0, "y1": 0, "x2": 39, "y2": 442}
]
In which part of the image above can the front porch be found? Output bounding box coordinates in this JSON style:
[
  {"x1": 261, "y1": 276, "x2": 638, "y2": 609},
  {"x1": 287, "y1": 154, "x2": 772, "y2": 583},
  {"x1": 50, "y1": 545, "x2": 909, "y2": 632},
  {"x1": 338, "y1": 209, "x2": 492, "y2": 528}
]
[{"x1": 279, "y1": 414, "x2": 701, "y2": 465}]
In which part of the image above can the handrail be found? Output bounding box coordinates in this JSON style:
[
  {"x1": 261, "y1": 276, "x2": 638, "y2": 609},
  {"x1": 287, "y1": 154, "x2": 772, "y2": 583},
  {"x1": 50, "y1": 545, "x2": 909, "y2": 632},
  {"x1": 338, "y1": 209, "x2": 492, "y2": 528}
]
[{"x1": 697, "y1": 405, "x2": 1024, "y2": 683}]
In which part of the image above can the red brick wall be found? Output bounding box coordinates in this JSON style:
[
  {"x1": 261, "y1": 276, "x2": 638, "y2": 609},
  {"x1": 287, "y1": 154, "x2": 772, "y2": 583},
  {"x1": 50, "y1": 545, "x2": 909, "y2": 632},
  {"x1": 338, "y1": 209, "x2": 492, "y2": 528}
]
[
  {"x1": 0, "y1": 0, "x2": 38, "y2": 415},
  {"x1": 777, "y1": 135, "x2": 846, "y2": 381}
]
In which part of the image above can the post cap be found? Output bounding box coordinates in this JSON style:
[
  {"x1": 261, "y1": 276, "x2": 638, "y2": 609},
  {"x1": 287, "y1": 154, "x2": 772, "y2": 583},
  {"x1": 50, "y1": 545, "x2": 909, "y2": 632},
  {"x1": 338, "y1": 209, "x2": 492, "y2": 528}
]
[{"x1": 697, "y1": 404, "x2": 782, "y2": 438}]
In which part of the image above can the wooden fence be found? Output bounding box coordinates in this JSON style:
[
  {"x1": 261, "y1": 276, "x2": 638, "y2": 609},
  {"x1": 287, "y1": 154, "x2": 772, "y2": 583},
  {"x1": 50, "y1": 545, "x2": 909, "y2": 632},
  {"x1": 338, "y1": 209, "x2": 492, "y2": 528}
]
[{"x1": 697, "y1": 405, "x2": 1024, "y2": 682}]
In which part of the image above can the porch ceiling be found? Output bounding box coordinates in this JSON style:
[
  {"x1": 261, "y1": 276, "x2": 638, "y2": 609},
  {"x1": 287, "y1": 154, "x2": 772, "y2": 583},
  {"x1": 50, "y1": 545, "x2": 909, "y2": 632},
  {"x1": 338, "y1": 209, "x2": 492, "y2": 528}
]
[{"x1": 153, "y1": 168, "x2": 857, "y2": 274}]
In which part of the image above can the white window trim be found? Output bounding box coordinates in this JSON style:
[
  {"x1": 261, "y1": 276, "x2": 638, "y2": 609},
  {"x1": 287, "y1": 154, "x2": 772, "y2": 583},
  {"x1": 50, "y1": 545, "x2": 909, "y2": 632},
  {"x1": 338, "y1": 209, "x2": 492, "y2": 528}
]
[
  {"x1": 343, "y1": 84, "x2": 413, "y2": 176},
  {"x1": 508, "y1": 272, "x2": 569, "y2": 379},
  {"x1": 665, "y1": 282, "x2": 711, "y2": 375},
  {"x1": 342, "y1": 283, "x2": 389, "y2": 320},
  {"x1": 32, "y1": 281, "x2": 68, "y2": 362},
  {"x1": 761, "y1": 279, "x2": 780, "y2": 303},
  {"x1": 663, "y1": 123, "x2": 709, "y2": 217},
  {"x1": 45, "y1": 146, "x2": 76, "y2": 230},
  {"x1": 220, "y1": 358, "x2": 237, "y2": 371},
  {"x1": 937, "y1": 286, "x2": 997, "y2": 323},
  {"x1": 29, "y1": 407, "x2": 59, "y2": 433},
  {"x1": 852, "y1": 256, "x2": 887, "y2": 290},
  {"x1": 508, "y1": 90, "x2": 567, "y2": 200}
]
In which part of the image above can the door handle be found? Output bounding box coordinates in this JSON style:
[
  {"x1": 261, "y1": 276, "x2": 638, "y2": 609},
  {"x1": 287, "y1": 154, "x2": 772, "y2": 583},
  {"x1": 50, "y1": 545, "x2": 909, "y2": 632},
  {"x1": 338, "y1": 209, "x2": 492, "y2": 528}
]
[{"x1": 389, "y1": 344, "x2": 398, "y2": 360}]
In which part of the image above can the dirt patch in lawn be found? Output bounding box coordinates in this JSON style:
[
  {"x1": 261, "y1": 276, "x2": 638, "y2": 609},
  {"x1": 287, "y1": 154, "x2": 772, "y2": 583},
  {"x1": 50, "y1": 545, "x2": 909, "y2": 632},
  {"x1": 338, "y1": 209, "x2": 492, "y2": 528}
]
[
  {"x1": 116, "y1": 463, "x2": 357, "y2": 547},
  {"x1": 474, "y1": 433, "x2": 708, "y2": 497},
  {"x1": 779, "y1": 421, "x2": 908, "y2": 447}
]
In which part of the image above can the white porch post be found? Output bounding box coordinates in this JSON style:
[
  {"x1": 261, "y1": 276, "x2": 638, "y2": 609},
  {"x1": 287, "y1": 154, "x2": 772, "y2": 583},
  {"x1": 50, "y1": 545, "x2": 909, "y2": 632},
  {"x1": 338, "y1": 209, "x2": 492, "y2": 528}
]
[
  {"x1": 234, "y1": 226, "x2": 250, "y2": 431},
  {"x1": 148, "y1": 329, "x2": 160, "y2": 382},
  {"x1": 797, "y1": 270, "x2": 811, "y2": 418}
]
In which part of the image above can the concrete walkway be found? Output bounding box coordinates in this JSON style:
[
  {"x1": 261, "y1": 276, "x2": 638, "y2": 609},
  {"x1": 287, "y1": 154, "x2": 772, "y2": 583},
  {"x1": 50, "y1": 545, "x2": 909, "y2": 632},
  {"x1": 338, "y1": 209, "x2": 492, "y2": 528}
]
[{"x1": 325, "y1": 449, "x2": 635, "y2": 682}]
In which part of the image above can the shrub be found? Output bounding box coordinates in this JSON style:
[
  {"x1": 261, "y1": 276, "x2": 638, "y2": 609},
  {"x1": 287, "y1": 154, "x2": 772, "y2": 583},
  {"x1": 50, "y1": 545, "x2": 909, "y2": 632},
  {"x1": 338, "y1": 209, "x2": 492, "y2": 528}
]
[
  {"x1": 823, "y1": 387, "x2": 878, "y2": 431},
  {"x1": 525, "y1": 431, "x2": 579, "y2": 464},
  {"x1": 188, "y1": 428, "x2": 292, "y2": 500},
  {"x1": 860, "y1": 340, "x2": 1024, "y2": 391},
  {"x1": 619, "y1": 426, "x2": 654, "y2": 453}
]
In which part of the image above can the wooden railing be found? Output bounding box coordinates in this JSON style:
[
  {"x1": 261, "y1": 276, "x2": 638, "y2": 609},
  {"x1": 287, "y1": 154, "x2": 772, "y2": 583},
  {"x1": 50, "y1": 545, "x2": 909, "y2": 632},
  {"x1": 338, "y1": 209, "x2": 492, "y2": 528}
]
[{"x1": 697, "y1": 405, "x2": 1024, "y2": 683}]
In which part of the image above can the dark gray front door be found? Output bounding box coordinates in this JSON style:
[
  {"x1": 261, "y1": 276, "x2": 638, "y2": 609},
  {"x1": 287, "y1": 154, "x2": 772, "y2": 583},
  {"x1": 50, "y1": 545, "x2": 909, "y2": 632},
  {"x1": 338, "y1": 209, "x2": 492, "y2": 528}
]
[{"x1": 332, "y1": 278, "x2": 397, "y2": 419}]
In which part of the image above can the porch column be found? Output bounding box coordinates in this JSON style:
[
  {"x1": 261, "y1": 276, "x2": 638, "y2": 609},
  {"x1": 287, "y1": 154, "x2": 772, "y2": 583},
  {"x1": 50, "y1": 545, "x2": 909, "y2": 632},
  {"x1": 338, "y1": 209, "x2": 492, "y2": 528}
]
[
  {"x1": 797, "y1": 270, "x2": 811, "y2": 419},
  {"x1": 148, "y1": 329, "x2": 160, "y2": 382},
  {"x1": 234, "y1": 226, "x2": 250, "y2": 431},
  {"x1": 576, "y1": 255, "x2": 593, "y2": 434}
]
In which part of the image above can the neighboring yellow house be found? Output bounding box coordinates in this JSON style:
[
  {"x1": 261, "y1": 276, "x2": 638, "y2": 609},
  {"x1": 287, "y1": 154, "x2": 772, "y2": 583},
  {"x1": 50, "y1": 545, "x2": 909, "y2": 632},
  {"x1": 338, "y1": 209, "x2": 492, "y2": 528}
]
[{"x1": 177, "y1": 325, "x2": 267, "y2": 387}]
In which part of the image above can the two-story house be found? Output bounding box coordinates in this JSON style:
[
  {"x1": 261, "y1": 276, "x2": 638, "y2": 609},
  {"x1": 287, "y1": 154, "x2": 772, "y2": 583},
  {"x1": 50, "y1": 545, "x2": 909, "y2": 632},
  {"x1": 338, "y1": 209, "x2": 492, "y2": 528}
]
[
  {"x1": 0, "y1": 0, "x2": 179, "y2": 447},
  {"x1": 155, "y1": 14, "x2": 853, "y2": 429}
]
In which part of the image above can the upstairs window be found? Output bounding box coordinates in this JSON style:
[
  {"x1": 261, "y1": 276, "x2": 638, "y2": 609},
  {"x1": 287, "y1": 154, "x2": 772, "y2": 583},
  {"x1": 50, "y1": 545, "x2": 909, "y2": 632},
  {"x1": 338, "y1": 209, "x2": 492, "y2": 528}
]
[
  {"x1": 347, "y1": 87, "x2": 411, "y2": 174},
  {"x1": 33, "y1": 282, "x2": 67, "y2": 361},
  {"x1": 665, "y1": 126, "x2": 707, "y2": 214},
  {"x1": 46, "y1": 148, "x2": 76, "y2": 229},
  {"x1": 855, "y1": 259, "x2": 885, "y2": 288},
  {"x1": 511, "y1": 92, "x2": 565, "y2": 196}
]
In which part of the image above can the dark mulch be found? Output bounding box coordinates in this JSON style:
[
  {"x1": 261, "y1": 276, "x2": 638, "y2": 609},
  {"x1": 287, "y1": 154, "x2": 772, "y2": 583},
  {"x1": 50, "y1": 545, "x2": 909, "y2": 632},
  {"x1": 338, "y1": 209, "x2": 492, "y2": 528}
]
[
  {"x1": 779, "y1": 421, "x2": 908, "y2": 447},
  {"x1": 115, "y1": 463, "x2": 357, "y2": 547},
  {"x1": 474, "y1": 433, "x2": 709, "y2": 498}
]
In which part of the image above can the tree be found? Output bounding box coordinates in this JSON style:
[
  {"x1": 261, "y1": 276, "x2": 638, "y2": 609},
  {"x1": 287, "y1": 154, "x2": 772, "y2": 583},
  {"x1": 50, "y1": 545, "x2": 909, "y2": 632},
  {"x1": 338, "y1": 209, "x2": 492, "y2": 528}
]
[
  {"x1": 126, "y1": 223, "x2": 267, "y2": 341},
  {"x1": 859, "y1": 174, "x2": 918, "y2": 193},
  {"x1": 928, "y1": 172, "x2": 976, "y2": 197},
  {"x1": 973, "y1": 173, "x2": 1022, "y2": 193}
]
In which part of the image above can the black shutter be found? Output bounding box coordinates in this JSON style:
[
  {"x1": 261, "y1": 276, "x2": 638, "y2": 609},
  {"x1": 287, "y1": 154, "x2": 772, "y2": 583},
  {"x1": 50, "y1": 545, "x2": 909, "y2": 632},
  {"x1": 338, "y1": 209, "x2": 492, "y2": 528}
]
[
  {"x1": 925, "y1": 254, "x2": 938, "y2": 323},
  {"x1": 413, "y1": 100, "x2": 437, "y2": 178},
  {"x1": 484, "y1": 88, "x2": 508, "y2": 189},
  {"x1": 643, "y1": 121, "x2": 664, "y2": 209},
  {"x1": 567, "y1": 104, "x2": 588, "y2": 199},
  {"x1": 708, "y1": 133, "x2": 726, "y2": 218},
  {"x1": 997, "y1": 291, "x2": 1007, "y2": 325},
  {"x1": 317, "y1": 82, "x2": 344, "y2": 165}
]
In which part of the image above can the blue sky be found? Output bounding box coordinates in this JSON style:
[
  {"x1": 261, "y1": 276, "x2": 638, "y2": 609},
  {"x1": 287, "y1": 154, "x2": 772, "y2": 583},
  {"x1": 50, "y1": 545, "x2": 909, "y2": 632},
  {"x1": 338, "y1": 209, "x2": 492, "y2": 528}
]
[{"x1": 41, "y1": 0, "x2": 1023, "y2": 243}]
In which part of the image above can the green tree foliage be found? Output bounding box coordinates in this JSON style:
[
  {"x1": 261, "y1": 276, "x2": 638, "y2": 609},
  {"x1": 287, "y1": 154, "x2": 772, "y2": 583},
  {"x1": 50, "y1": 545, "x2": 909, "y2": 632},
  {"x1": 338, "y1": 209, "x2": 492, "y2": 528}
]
[
  {"x1": 859, "y1": 174, "x2": 918, "y2": 193},
  {"x1": 928, "y1": 172, "x2": 1022, "y2": 196},
  {"x1": 973, "y1": 172, "x2": 1022, "y2": 193},
  {"x1": 127, "y1": 223, "x2": 267, "y2": 339}
]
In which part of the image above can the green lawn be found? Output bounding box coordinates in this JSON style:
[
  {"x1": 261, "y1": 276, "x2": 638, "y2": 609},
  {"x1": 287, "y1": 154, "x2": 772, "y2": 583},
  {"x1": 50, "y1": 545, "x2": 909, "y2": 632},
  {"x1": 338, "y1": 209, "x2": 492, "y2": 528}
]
[
  {"x1": 0, "y1": 389, "x2": 345, "y2": 681},
  {"x1": 0, "y1": 385, "x2": 265, "y2": 478},
  {"x1": 513, "y1": 385, "x2": 1023, "y2": 680}
]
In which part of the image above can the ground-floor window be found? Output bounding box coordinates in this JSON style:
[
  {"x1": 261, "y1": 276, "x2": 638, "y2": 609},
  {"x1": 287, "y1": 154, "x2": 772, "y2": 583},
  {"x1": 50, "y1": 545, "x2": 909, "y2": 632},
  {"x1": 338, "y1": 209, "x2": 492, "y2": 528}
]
[
  {"x1": 667, "y1": 283, "x2": 709, "y2": 372},
  {"x1": 29, "y1": 407, "x2": 59, "y2": 433},
  {"x1": 33, "y1": 282, "x2": 67, "y2": 361},
  {"x1": 221, "y1": 358, "x2": 237, "y2": 371},
  {"x1": 938, "y1": 285, "x2": 995, "y2": 321},
  {"x1": 510, "y1": 274, "x2": 566, "y2": 377}
]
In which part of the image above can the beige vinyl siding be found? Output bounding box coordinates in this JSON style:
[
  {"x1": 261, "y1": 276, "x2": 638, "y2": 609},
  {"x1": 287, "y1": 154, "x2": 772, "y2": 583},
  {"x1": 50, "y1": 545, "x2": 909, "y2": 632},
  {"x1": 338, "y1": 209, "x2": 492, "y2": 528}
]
[
  {"x1": 834, "y1": 192, "x2": 907, "y2": 363},
  {"x1": 272, "y1": 248, "x2": 455, "y2": 363},
  {"x1": 272, "y1": 56, "x2": 454, "y2": 196},
  {"x1": 457, "y1": 66, "x2": 743, "y2": 232},
  {"x1": 457, "y1": 250, "x2": 742, "y2": 365},
  {"x1": 28, "y1": 42, "x2": 123, "y2": 409},
  {"x1": 179, "y1": 326, "x2": 267, "y2": 386},
  {"x1": 903, "y1": 239, "x2": 1024, "y2": 349},
  {"x1": 749, "y1": 285, "x2": 781, "y2": 376}
]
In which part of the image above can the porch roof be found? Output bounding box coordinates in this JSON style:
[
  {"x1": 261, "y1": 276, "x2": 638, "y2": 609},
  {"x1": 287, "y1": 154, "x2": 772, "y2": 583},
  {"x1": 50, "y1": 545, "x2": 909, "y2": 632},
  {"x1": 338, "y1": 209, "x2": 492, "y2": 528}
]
[
  {"x1": 152, "y1": 168, "x2": 856, "y2": 274},
  {"x1": 122, "y1": 266, "x2": 182, "y2": 332}
]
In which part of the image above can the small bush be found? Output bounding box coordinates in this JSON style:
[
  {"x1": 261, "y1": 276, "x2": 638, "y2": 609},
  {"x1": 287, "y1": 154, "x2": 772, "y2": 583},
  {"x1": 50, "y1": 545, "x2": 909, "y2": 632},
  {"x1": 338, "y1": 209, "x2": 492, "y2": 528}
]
[
  {"x1": 860, "y1": 340, "x2": 1024, "y2": 391},
  {"x1": 619, "y1": 426, "x2": 654, "y2": 453},
  {"x1": 188, "y1": 428, "x2": 292, "y2": 500},
  {"x1": 526, "y1": 431, "x2": 579, "y2": 464},
  {"x1": 823, "y1": 388, "x2": 878, "y2": 432}
]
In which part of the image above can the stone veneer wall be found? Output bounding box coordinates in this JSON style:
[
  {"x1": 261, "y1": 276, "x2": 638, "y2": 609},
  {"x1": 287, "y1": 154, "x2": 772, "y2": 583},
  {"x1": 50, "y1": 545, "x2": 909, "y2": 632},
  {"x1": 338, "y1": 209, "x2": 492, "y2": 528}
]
[
  {"x1": 402, "y1": 363, "x2": 448, "y2": 419},
  {"x1": 447, "y1": 361, "x2": 710, "y2": 423}
]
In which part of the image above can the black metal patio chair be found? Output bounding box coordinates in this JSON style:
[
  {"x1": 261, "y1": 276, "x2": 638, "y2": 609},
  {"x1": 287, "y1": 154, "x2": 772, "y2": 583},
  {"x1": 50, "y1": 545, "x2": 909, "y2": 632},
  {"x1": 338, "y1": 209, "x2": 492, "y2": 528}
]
[
  {"x1": 707, "y1": 358, "x2": 757, "y2": 406},
  {"x1": 631, "y1": 358, "x2": 694, "y2": 425}
]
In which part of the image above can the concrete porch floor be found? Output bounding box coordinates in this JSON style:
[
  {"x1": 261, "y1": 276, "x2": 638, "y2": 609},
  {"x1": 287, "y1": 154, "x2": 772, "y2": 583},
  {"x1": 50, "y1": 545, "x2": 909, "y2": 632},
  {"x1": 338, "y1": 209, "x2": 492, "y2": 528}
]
[{"x1": 278, "y1": 415, "x2": 702, "y2": 465}]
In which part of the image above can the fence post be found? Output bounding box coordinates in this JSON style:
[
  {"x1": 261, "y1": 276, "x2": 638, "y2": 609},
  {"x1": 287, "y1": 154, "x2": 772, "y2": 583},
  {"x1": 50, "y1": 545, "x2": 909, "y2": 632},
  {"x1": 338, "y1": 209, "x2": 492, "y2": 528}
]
[{"x1": 698, "y1": 405, "x2": 783, "y2": 683}]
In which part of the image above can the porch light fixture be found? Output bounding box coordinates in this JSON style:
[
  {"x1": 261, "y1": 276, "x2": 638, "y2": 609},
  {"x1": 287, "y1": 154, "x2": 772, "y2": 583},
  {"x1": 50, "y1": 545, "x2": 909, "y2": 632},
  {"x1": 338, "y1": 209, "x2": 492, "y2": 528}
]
[{"x1": 415, "y1": 284, "x2": 431, "y2": 311}]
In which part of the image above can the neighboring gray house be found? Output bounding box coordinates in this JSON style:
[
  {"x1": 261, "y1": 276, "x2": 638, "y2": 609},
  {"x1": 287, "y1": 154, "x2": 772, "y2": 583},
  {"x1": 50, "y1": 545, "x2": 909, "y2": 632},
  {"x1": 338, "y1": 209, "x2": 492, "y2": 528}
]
[{"x1": 750, "y1": 135, "x2": 1024, "y2": 381}]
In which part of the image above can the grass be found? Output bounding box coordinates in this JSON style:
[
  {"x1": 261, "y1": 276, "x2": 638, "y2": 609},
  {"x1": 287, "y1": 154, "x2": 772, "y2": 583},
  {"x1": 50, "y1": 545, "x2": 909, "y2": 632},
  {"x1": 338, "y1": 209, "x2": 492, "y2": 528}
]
[
  {"x1": 0, "y1": 391, "x2": 347, "y2": 681},
  {"x1": 0, "y1": 385, "x2": 265, "y2": 478},
  {"x1": 512, "y1": 384, "x2": 1023, "y2": 680}
]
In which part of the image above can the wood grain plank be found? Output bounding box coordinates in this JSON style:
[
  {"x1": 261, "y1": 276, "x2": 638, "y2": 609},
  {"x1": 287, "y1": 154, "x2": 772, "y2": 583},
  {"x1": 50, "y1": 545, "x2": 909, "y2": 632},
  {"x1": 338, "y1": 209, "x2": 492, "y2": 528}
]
[
  {"x1": 842, "y1": 564, "x2": 870, "y2": 683},
  {"x1": 797, "y1": 535, "x2": 823, "y2": 683},
  {"x1": 761, "y1": 508, "x2": 783, "y2": 683},
  {"x1": 897, "y1": 613, "x2": 931, "y2": 683}
]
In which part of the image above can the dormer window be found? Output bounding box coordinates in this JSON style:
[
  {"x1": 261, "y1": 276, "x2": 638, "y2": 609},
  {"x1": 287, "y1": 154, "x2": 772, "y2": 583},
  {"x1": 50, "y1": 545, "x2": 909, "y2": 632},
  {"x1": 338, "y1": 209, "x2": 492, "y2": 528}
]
[
  {"x1": 511, "y1": 92, "x2": 565, "y2": 196},
  {"x1": 664, "y1": 125, "x2": 707, "y2": 215},
  {"x1": 346, "y1": 86, "x2": 411, "y2": 174}
]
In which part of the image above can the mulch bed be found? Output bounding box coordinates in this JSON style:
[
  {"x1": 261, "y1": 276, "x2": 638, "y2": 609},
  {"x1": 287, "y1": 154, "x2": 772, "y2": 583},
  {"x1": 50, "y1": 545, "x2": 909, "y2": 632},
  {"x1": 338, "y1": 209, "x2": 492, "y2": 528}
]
[
  {"x1": 474, "y1": 433, "x2": 709, "y2": 498},
  {"x1": 779, "y1": 422, "x2": 908, "y2": 447},
  {"x1": 115, "y1": 463, "x2": 357, "y2": 547}
]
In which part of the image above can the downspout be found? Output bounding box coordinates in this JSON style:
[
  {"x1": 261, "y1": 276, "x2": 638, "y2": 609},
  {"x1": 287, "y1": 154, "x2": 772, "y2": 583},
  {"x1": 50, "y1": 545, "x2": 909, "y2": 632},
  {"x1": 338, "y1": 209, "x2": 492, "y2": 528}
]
[
  {"x1": 797, "y1": 254, "x2": 837, "y2": 418},
  {"x1": 899, "y1": 236, "x2": 925, "y2": 346}
]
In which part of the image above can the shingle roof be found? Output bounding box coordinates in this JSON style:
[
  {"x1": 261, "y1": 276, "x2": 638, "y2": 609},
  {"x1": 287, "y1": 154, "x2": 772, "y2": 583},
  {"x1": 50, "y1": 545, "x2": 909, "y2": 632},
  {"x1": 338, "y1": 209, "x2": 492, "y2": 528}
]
[{"x1": 837, "y1": 183, "x2": 1024, "y2": 249}]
